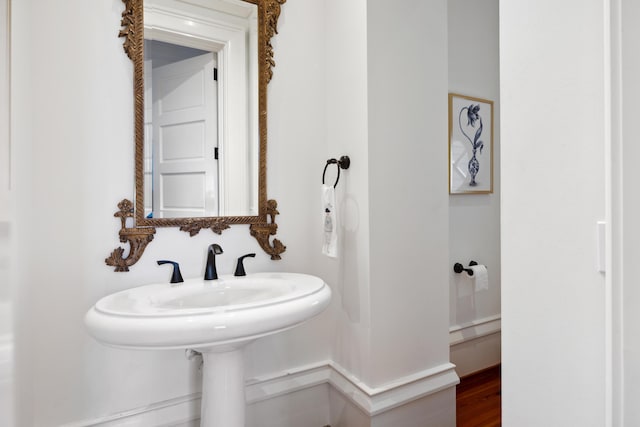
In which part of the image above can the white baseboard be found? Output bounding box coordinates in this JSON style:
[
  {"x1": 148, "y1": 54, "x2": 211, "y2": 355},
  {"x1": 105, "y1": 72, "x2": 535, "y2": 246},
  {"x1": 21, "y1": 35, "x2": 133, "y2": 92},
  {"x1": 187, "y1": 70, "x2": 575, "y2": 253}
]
[
  {"x1": 61, "y1": 394, "x2": 201, "y2": 427},
  {"x1": 450, "y1": 315, "x2": 501, "y2": 377},
  {"x1": 449, "y1": 314, "x2": 501, "y2": 346},
  {"x1": 68, "y1": 360, "x2": 459, "y2": 426},
  {"x1": 248, "y1": 360, "x2": 459, "y2": 417},
  {"x1": 327, "y1": 362, "x2": 459, "y2": 416},
  {"x1": 245, "y1": 362, "x2": 331, "y2": 404}
]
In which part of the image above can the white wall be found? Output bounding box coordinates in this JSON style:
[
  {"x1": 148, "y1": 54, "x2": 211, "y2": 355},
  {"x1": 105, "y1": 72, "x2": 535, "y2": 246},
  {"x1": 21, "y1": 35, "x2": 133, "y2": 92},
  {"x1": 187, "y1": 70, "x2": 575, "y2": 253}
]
[
  {"x1": 0, "y1": 221, "x2": 11, "y2": 427},
  {"x1": 326, "y1": 0, "x2": 453, "y2": 394},
  {"x1": 324, "y1": 0, "x2": 372, "y2": 384},
  {"x1": 0, "y1": 0, "x2": 8, "y2": 223},
  {"x1": 0, "y1": 0, "x2": 13, "y2": 423},
  {"x1": 447, "y1": 0, "x2": 501, "y2": 377},
  {"x1": 0, "y1": 0, "x2": 9, "y2": 304},
  {"x1": 366, "y1": 0, "x2": 450, "y2": 388},
  {"x1": 500, "y1": 0, "x2": 607, "y2": 425},
  {"x1": 325, "y1": 0, "x2": 457, "y2": 424},
  {"x1": 10, "y1": 0, "x2": 456, "y2": 425}
]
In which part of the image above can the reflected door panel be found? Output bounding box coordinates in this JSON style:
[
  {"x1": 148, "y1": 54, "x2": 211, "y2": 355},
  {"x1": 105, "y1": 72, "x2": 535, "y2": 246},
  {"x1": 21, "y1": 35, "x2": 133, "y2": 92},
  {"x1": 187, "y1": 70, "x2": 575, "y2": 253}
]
[{"x1": 151, "y1": 52, "x2": 218, "y2": 218}]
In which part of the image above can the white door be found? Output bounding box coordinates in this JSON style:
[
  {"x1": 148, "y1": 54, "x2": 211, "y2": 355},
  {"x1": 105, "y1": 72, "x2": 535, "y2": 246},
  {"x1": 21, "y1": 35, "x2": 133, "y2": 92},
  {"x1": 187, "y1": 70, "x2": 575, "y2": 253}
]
[
  {"x1": 152, "y1": 52, "x2": 218, "y2": 218},
  {"x1": 501, "y1": 1, "x2": 608, "y2": 425},
  {"x1": 618, "y1": 0, "x2": 640, "y2": 424}
]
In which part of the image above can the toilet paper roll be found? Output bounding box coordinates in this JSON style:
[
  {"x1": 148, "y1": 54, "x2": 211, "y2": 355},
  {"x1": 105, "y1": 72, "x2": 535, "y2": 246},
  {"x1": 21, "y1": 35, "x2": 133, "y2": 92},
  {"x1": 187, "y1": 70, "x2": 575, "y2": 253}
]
[{"x1": 469, "y1": 264, "x2": 489, "y2": 292}]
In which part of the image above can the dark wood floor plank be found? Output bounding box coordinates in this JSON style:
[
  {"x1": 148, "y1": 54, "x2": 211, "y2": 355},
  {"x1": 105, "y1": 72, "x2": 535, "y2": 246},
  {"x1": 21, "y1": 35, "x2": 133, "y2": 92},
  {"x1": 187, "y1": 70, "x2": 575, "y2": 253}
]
[{"x1": 456, "y1": 365, "x2": 501, "y2": 427}]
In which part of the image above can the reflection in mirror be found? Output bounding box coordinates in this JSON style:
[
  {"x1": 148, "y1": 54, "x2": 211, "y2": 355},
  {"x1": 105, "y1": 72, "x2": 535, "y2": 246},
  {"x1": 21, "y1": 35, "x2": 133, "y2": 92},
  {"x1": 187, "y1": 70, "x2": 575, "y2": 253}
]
[
  {"x1": 144, "y1": 40, "x2": 219, "y2": 218},
  {"x1": 143, "y1": 0, "x2": 259, "y2": 219}
]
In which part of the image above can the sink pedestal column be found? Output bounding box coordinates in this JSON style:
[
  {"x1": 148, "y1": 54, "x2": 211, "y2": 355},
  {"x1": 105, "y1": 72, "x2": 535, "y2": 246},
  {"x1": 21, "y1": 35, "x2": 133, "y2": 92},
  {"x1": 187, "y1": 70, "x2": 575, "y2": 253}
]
[{"x1": 200, "y1": 348, "x2": 245, "y2": 427}]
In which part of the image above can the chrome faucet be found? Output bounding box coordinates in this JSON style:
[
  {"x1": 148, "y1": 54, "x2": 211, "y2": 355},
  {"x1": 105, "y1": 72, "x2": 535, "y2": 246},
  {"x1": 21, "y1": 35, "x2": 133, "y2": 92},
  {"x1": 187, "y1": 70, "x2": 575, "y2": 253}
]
[{"x1": 204, "y1": 244, "x2": 223, "y2": 280}]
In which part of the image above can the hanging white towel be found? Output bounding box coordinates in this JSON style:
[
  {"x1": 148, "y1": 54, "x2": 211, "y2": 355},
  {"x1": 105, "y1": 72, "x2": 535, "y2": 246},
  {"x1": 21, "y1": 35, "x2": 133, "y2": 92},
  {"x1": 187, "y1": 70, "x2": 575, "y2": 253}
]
[{"x1": 322, "y1": 184, "x2": 338, "y2": 257}]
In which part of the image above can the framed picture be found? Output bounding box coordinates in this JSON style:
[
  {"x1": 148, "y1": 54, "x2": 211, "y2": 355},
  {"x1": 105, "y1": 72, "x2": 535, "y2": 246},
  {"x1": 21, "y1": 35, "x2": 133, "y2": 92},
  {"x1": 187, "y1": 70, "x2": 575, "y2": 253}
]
[{"x1": 449, "y1": 93, "x2": 494, "y2": 194}]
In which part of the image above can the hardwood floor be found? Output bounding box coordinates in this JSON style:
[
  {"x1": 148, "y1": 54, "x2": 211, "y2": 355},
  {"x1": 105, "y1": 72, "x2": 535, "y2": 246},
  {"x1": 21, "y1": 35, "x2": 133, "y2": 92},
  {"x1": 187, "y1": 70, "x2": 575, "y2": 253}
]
[{"x1": 456, "y1": 365, "x2": 501, "y2": 427}]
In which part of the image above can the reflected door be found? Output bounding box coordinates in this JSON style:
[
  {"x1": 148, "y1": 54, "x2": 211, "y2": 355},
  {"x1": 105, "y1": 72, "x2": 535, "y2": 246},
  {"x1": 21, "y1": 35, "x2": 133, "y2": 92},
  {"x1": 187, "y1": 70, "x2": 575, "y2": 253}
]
[{"x1": 151, "y1": 53, "x2": 218, "y2": 218}]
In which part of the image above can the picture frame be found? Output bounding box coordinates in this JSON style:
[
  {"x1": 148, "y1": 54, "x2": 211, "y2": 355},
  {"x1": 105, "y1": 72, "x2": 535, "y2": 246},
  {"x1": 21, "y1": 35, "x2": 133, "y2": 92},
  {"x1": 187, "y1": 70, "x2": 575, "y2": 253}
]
[{"x1": 449, "y1": 93, "x2": 494, "y2": 194}]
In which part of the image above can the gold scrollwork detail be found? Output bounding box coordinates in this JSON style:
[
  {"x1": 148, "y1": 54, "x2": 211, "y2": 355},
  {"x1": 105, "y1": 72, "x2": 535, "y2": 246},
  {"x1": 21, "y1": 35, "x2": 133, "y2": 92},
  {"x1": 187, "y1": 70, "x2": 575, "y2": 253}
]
[
  {"x1": 180, "y1": 219, "x2": 231, "y2": 237},
  {"x1": 118, "y1": 0, "x2": 139, "y2": 60},
  {"x1": 105, "y1": 199, "x2": 156, "y2": 272},
  {"x1": 250, "y1": 224, "x2": 286, "y2": 260},
  {"x1": 250, "y1": 200, "x2": 286, "y2": 260},
  {"x1": 264, "y1": 0, "x2": 287, "y2": 82}
]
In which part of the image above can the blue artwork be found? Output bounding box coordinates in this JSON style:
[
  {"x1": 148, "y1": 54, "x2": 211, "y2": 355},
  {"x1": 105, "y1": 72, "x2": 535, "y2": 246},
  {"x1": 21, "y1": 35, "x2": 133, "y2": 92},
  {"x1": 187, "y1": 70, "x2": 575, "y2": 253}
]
[
  {"x1": 458, "y1": 103, "x2": 484, "y2": 187},
  {"x1": 449, "y1": 94, "x2": 493, "y2": 194}
]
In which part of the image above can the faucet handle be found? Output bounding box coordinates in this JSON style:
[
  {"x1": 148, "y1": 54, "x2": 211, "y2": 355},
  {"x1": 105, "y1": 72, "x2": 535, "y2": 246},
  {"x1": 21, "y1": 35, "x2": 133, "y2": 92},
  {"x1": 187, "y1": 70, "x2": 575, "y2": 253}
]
[
  {"x1": 157, "y1": 260, "x2": 184, "y2": 284},
  {"x1": 234, "y1": 253, "x2": 256, "y2": 276}
]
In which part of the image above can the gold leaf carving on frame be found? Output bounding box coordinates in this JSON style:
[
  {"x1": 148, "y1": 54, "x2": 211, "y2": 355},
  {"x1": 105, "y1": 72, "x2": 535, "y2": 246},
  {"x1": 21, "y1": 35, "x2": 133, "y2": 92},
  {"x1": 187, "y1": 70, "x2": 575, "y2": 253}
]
[
  {"x1": 249, "y1": 200, "x2": 286, "y2": 260},
  {"x1": 118, "y1": 0, "x2": 139, "y2": 60},
  {"x1": 264, "y1": 0, "x2": 287, "y2": 82},
  {"x1": 105, "y1": 199, "x2": 156, "y2": 272},
  {"x1": 180, "y1": 219, "x2": 231, "y2": 237}
]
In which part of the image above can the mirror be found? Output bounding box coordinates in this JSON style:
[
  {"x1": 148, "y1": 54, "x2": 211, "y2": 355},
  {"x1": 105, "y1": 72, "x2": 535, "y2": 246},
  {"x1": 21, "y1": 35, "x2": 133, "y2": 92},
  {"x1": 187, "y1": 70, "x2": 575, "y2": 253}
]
[
  {"x1": 143, "y1": 0, "x2": 259, "y2": 218},
  {"x1": 106, "y1": 0, "x2": 287, "y2": 271}
]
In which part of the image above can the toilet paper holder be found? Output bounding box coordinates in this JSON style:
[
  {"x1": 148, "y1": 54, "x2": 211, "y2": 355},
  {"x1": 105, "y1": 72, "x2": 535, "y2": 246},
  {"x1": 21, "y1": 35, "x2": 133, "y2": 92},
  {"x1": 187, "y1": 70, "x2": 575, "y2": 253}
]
[{"x1": 453, "y1": 260, "x2": 479, "y2": 276}]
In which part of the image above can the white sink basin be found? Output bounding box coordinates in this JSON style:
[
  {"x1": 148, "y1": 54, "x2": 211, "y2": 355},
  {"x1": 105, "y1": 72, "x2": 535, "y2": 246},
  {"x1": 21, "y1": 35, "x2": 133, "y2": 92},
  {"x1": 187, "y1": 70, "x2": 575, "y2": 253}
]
[
  {"x1": 85, "y1": 272, "x2": 331, "y2": 350},
  {"x1": 86, "y1": 272, "x2": 331, "y2": 426}
]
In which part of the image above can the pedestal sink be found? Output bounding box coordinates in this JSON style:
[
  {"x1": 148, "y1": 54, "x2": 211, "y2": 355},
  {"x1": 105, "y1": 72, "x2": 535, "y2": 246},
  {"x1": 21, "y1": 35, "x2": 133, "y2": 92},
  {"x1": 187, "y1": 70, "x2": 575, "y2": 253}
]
[{"x1": 85, "y1": 272, "x2": 331, "y2": 427}]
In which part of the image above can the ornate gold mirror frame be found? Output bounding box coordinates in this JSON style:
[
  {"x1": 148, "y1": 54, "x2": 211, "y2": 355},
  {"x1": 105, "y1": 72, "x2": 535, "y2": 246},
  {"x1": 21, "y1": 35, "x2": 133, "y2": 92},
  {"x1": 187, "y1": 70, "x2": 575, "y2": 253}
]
[{"x1": 106, "y1": 0, "x2": 287, "y2": 272}]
